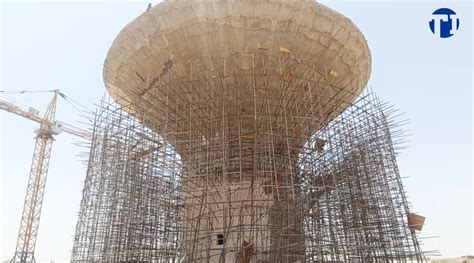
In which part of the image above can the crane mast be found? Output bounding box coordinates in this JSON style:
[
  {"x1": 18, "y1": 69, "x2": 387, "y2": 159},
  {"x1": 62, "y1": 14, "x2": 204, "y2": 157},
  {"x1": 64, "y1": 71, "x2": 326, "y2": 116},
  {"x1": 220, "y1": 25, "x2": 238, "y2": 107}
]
[
  {"x1": 1, "y1": 90, "x2": 90, "y2": 263},
  {"x1": 10, "y1": 92, "x2": 57, "y2": 263}
]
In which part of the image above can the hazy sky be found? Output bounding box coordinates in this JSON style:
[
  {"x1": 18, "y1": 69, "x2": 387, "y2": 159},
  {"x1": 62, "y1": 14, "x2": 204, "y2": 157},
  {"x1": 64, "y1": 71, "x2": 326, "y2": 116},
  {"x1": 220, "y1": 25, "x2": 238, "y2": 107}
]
[{"x1": 1, "y1": 1, "x2": 472, "y2": 262}]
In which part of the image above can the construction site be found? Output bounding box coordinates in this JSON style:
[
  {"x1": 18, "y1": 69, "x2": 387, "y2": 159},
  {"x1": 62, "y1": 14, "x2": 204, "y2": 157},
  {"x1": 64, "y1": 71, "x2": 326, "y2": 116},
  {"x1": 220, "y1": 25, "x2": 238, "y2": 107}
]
[{"x1": 2, "y1": 0, "x2": 431, "y2": 262}]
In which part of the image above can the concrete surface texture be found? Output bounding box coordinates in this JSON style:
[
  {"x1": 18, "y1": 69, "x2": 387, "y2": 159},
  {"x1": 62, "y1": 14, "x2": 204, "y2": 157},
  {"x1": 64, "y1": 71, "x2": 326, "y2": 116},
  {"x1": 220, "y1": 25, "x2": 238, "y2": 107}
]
[{"x1": 103, "y1": 0, "x2": 371, "y2": 143}]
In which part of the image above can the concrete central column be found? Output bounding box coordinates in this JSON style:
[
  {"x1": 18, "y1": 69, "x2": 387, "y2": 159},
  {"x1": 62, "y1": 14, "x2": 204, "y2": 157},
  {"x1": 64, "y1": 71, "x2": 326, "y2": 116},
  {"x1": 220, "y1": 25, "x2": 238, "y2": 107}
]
[{"x1": 180, "y1": 137, "x2": 305, "y2": 262}]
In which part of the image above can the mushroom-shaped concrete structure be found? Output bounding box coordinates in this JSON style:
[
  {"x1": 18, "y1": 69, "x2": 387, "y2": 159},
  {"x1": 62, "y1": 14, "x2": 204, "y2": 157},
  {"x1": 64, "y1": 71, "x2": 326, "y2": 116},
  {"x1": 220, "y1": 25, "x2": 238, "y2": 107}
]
[{"x1": 104, "y1": 0, "x2": 371, "y2": 261}]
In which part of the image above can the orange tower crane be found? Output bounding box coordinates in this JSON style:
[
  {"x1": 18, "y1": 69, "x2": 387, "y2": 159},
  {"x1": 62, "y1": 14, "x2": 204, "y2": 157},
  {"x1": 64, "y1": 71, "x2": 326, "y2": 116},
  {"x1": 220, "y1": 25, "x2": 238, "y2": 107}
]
[{"x1": 0, "y1": 90, "x2": 91, "y2": 263}]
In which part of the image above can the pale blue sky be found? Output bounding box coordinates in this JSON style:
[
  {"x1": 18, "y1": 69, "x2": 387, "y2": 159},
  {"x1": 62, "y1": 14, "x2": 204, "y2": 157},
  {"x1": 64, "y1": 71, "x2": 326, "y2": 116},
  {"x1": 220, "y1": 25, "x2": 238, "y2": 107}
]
[{"x1": 1, "y1": 1, "x2": 472, "y2": 262}]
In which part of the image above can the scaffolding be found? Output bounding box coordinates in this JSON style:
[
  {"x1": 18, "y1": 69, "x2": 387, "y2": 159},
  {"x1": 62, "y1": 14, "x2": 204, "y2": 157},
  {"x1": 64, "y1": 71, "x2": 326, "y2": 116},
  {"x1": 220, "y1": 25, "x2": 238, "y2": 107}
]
[
  {"x1": 71, "y1": 98, "x2": 182, "y2": 262},
  {"x1": 71, "y1": 88, "x2": 423, "y2": 262}
]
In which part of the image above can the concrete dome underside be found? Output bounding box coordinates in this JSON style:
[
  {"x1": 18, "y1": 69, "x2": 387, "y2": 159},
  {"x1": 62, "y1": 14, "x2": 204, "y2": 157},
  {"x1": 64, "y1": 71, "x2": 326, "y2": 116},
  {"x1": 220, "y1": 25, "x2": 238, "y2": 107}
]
[{"x1": 103, "y1": 0, "x2": 371, "y2": 149}]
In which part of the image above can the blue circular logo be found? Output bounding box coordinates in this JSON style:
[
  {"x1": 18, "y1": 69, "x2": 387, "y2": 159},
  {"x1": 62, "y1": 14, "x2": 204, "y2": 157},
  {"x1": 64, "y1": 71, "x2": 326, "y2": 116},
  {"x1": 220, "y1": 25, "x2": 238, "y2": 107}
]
[{"x1": 429, "y1": 8, "x2": 460, "y2": 38}]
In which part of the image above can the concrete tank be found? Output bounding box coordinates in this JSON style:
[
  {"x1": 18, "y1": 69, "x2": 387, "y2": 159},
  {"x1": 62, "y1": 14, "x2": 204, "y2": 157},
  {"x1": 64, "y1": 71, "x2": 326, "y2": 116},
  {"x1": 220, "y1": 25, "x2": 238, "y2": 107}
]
[{"x1": 103, "y1": 0, "x2": 371, "y2": 261}]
